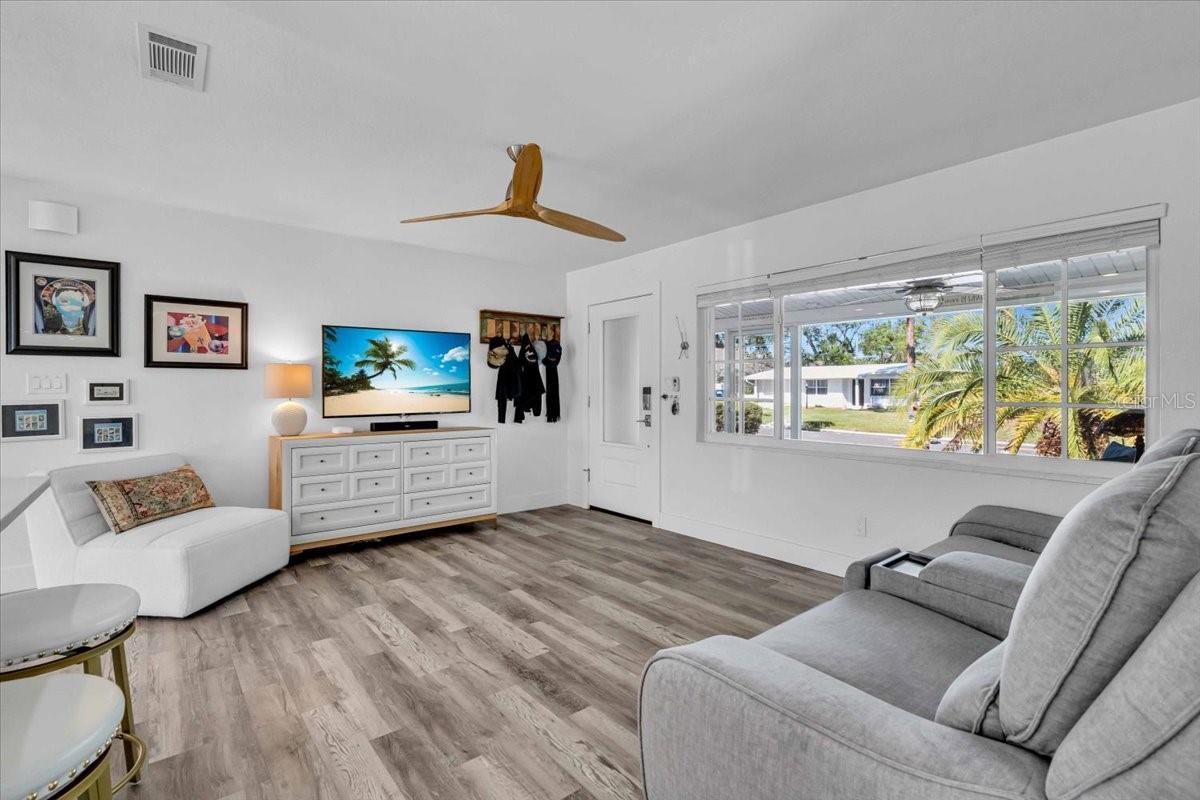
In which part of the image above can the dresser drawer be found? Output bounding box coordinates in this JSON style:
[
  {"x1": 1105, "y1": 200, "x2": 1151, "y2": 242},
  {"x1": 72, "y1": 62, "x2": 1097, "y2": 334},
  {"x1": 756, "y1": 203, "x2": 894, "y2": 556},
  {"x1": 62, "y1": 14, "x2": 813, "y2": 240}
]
[
  {"x1": 404, "y1": 440, "x2": 451, "y2": 466},
  {"x1": 451, "y1": 438, "x2": 491, "y2": 463},
  {"x1": 292, "y1": 475, "x2": 349, "y2": 506},
  {"x1": 405, "y1": 485, "x2": 490, "y2": 519},
  {"x1": 349, "y1": 469, "x2": 401, "y2": 499},
  {"x1": 292, "y1": 446, "x2": 349, "y2": 476},
  {"x1": 350, "y1": 443, "x2": 401, "y2": 471},
  {"x1": 404, "y1": 464, "x2": 451, "y2": 492},
  {"x1": 450, "y1": 460, "x2": 490, "y2": 487},
  {"x1": 292, "y1": 497, "x2": 402, "y2": 536}
]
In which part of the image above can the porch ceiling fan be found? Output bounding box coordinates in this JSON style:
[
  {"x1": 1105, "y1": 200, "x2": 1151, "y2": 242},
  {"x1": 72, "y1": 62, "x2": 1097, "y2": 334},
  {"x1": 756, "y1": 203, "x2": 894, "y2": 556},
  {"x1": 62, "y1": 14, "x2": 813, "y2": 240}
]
[
  {"x1": 896, "y1": 279, "x2": 954, "y2": 313},
  {"x1": 402, "y1": 143, "x2": 626, "y2": 242}
]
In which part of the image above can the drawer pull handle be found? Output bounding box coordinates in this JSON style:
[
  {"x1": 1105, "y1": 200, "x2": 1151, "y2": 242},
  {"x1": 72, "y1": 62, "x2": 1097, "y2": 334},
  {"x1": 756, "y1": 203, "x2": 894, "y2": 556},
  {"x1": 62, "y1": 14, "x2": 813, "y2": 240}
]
[
  {"x1": 319, "y1": 516, "x2": 326, "y2": 521},
  {"x1": 425, "y1": 476, "x2": 431, "y2": 481},
  {"x1": 320, "y1": 488, "x2": 326, "y2": 492},
  {"x1": 425, "y1": 501, "x2": 431, "y2": 506},
  {"x1": 374, "y1": 481, "x2": 379, "y2": 486},
  {"x1": 373, "y1": 454, "x2": 379, "y2": 459},
  {"x1": 373, "y1": 509, "x2": 379, "y2": 514}
]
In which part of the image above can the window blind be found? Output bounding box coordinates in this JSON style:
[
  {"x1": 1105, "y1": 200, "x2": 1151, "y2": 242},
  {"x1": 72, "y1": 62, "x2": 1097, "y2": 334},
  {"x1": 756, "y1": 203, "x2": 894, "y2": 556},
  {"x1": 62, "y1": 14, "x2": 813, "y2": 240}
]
[
  {"x1": 696, "y1": 280, "x2": 771, "y2": 308},
  {"x1": 766, "y1": 246, "x2": 982, "y2": 297},
  {"x1": 981, "y1": 206, "x2": 1163, "y2": 271}
]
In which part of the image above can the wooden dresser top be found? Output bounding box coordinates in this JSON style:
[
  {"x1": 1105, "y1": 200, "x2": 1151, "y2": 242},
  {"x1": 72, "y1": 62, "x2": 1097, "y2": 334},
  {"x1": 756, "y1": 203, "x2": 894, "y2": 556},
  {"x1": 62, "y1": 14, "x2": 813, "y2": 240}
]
[{"x1": 270, "y1": 426, "x2": 493, "y2": 443}]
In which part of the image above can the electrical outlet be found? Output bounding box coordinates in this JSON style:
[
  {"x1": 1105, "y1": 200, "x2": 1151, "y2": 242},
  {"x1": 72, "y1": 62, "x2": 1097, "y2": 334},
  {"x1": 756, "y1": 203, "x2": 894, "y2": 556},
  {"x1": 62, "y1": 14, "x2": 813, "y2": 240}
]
[
  {"x1": 855, "y1": 516, "x2": 868, "y2": 537},
  {"x1": 27, "y1": 372, "x2": 67, "y2": 394}
]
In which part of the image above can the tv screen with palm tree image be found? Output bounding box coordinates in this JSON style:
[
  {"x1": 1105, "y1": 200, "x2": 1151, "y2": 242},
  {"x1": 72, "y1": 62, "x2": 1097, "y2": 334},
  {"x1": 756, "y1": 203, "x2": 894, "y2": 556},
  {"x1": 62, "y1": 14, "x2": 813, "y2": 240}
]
[{"x1": 321, "y1": 325, "x2": 471, "y2": 417}]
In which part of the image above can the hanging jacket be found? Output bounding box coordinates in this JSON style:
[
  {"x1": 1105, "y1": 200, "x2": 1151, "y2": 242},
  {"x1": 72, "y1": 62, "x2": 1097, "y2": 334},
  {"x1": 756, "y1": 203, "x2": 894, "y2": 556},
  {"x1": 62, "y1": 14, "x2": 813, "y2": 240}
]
[
  {"x1": 516, "y1": 333, "x2": 544, "y2": 421},
  {"x1": 543, "y1": 339, "x2": 562, "y2": 423},
  {"x1": 489, "y1": 336, "x2": 521, "y2": 423}
]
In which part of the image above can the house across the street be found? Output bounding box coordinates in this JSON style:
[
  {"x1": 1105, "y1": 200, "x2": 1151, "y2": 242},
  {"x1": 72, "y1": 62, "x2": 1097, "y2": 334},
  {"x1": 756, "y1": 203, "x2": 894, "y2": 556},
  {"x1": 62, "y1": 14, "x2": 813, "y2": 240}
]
[{"x1": 745, "y1": 363, "x2": 909, "y2": 408}]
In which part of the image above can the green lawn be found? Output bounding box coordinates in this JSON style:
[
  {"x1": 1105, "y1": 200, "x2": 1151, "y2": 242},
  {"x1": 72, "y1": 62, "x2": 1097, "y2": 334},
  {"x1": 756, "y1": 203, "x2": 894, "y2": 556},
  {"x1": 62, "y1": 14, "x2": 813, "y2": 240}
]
[
  {"x1": 799, "y1": 406, "x2": 910, "y2": 434},
  {"x1": 744, "y1": 402, "x2": 911, "y2": 435}
]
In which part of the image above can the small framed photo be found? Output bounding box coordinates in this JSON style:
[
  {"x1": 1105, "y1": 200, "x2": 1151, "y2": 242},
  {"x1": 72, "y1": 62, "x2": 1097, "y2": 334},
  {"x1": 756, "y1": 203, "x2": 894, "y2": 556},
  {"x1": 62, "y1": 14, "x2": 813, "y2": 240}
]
[
  {"x1": 1, "y1": 401, "x2": 66, "y2": 441},
  {"x1": 79, "y1": 413, "x2": 139, "y2": 454},
  {"x1": 145, "y1": 294, "x2": 248, "y2": 369},
  {"x1": 85, "y1": 379, "x2": 130, "y2": 405},
  {"x1": 5, "y1": 252, "x2": 120, "y2": 357}
]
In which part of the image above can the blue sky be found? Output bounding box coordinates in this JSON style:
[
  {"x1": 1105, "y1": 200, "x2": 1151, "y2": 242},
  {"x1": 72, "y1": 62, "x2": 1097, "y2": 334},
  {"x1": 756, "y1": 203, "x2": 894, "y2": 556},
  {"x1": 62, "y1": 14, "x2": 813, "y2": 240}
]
[{"x1": 325, "y1": 326, "x2": 470, "y2": 389}]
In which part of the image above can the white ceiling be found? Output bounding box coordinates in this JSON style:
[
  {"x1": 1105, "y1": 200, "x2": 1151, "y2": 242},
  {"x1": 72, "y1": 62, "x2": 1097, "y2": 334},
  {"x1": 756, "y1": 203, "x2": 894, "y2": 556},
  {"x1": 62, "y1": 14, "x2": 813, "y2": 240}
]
[{"x1": 2, "y1": 1, "x2": 1198, "y2": 273}]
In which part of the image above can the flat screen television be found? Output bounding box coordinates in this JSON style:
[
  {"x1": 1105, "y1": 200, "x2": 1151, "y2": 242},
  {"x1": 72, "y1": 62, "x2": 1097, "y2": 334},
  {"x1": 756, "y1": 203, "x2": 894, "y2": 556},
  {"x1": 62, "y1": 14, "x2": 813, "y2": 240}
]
[{"x1": 322, "y1": 325, "x2": 471, "y2": 418}]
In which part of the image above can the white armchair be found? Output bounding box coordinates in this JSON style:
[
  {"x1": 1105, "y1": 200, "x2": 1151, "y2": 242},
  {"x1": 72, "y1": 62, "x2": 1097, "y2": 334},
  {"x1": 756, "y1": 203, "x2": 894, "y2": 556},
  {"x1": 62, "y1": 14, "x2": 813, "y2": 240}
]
[{"x1": 24, "y1": 454, "x2": 289, "y2": 617}]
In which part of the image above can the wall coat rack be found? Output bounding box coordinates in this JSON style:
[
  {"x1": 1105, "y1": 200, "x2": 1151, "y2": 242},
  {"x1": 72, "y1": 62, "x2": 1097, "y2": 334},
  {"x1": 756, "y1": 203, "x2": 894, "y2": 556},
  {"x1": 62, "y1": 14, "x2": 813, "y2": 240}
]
[{"x1": 479, "y1": 309, "x2": 563, "y2": 344}]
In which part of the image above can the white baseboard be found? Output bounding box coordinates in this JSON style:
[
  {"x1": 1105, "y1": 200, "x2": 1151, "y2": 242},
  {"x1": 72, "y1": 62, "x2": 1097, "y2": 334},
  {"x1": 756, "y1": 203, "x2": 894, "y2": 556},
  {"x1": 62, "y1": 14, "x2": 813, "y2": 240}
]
[
  {"x1": 0, "y1": 562, "x2": 36, "y2": 593},
  {"x1": 656, "y1": 512, "x2": 851, "y2": 577},
  {"x1": 499, "y1": 490, "x2": 567, "y2": 515}
]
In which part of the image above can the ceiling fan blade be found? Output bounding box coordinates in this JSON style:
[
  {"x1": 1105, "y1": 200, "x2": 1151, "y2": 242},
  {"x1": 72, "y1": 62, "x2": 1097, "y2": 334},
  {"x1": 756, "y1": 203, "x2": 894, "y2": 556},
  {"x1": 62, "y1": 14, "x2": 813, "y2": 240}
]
[
  {"x1": 509, "y1": 143, "x2": 542, "y2": 209},
  {"x1": 533, "y1": 204, "x2": 625, "y2": 242},
  {"x1": 402, "y1": 203, "x2": 508, "y2": 224}
]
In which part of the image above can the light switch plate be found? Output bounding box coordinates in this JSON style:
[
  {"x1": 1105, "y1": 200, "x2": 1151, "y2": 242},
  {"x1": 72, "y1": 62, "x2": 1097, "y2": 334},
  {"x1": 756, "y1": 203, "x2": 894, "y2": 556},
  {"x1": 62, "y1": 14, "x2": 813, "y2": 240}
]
[{"x1": 27, "y1": 372, "x2": 68, "y2": 394}]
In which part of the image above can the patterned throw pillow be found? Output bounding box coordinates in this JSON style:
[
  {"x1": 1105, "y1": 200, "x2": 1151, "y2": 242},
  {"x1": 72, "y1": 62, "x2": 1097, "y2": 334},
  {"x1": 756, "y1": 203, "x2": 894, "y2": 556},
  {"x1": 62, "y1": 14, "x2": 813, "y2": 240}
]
[{"x1": 87, "y1": 465, "x2": 214, "y2": 533}]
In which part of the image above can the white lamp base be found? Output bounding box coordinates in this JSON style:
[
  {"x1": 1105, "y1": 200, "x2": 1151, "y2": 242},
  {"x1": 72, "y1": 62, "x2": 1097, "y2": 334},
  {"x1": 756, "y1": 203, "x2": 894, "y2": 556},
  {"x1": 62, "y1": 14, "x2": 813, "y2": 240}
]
[{"x1": 271, "y1": 400, "x2": 308, "y2": 436}]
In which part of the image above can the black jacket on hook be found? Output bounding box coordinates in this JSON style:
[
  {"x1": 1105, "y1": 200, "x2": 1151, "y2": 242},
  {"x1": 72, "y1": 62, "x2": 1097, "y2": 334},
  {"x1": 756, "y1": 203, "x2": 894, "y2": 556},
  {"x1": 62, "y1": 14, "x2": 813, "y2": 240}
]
[
  {"x1": 490, "y1": 336, "x2": 521, "y2": 423},
  {"x1": 543, "y1": 339, "x2": 562, "y2": 422},
  {"x1": 515, "y1": 334, "x2": 544, "y2": 422}
]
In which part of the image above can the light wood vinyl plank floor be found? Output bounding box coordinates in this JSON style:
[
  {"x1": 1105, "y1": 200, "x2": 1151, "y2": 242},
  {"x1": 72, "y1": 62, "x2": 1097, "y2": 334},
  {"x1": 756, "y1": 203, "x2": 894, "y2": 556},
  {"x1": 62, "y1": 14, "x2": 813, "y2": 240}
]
[{"x1": 116, "y1": 505, "x2": 840, "y2": 800}]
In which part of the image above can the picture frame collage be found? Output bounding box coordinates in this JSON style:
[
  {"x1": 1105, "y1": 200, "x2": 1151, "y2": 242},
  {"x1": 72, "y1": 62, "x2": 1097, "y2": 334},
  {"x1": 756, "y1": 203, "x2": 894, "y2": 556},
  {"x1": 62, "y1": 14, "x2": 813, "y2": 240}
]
[{"x1": 2, "y1": 250, "x2": 249, "y2": 453}]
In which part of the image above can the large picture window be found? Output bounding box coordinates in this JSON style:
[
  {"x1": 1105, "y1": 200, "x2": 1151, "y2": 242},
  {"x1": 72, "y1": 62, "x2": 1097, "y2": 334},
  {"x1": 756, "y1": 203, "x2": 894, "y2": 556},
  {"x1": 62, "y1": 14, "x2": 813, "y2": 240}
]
[{"x1": 698, "y1": 212, "x2": 1157, "y2": 466}]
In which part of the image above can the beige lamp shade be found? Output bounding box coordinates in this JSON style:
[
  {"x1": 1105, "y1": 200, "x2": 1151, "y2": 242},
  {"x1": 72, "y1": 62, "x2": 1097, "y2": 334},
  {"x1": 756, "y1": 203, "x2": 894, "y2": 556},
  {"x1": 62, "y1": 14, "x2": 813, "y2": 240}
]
[{"x1": 264, "y1": 363, "x2": 313, "y2": 399}]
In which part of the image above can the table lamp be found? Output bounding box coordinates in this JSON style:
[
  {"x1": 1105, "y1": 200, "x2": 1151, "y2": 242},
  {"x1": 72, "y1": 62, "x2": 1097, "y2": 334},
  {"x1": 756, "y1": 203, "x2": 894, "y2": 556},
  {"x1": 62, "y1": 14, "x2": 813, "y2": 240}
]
[{"x1": 264, "y1": 363, "x2": 313, "y2": 436}]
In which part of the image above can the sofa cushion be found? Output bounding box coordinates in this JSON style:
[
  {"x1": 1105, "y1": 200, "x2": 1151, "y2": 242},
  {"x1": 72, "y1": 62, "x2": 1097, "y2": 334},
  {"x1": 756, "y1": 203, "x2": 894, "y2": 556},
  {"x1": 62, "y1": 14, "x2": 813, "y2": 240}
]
[
  {"x1": 1137, "y1": 428, "x2": 1200, "y2": 466},
  {"x1": 75, "y1": 506, "x2": 289, "y2": 617},
  {"x1": 1044, "y1": 572, "x2": 1200, "y2": 800},
  {"x1": 935, "y1": 641, "x2": 1005, "y2": 740},
  {"x1": 921, "y1": 535, "x2": 1040, "y2": 566},
  {"x1": 752, "y1": 590, "x2": 999, "y2": 719},
  {"x1": 87, "y1": 464, "x2": 214, "y2": 533},
  {"x1": 999, "y1": 453, "x2": 1200, "y2": 755},
  {"x1": 46, "y1": 454, "x2": 187, "y2": 546}
]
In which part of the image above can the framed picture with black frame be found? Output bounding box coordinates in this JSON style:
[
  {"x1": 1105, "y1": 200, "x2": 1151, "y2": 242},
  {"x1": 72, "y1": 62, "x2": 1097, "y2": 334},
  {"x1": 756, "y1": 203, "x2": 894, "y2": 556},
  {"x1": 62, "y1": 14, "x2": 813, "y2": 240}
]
[
  {"x1": 5, "y1": 251, "x2": 120, "y2": 357},
  {"x1": 1, "y1": 400, "x2": 66, "y2": 441},
  {"x1": 144, "y1": 294, "x2": 249, "y2": 369},
  {"x1": 78, "y1": 413, "x2": 139, "y2": 454}
]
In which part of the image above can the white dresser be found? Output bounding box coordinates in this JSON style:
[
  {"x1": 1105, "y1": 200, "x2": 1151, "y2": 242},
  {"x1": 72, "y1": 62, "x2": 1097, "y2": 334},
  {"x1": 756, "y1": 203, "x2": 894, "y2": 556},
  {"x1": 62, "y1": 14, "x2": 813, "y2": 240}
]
[{"x1": 269, "y1": 427, "x2": 497, "y2": 552}]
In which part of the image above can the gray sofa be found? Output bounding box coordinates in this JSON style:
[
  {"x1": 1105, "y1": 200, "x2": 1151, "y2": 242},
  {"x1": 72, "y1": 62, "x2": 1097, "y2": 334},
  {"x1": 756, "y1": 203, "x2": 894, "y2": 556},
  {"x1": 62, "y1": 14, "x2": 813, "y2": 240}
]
[{"x1": 639, "y1": 429, "x2": 1200, "y2": 800}]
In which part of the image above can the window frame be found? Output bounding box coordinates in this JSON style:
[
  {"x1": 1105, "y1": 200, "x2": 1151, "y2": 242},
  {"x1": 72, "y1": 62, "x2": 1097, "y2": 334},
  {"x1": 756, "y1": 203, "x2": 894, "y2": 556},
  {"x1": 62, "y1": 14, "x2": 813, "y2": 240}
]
[{"x1": 697, "y1": 244, "x2": 1156, "y2": 483}]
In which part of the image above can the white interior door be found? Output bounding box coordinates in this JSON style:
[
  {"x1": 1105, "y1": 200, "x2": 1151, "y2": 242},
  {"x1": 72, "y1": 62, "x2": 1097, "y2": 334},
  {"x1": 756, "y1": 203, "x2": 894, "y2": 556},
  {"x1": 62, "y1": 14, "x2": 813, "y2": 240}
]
[{"x1": 587, "y1": 294, "x2": 659, "y2": 522}]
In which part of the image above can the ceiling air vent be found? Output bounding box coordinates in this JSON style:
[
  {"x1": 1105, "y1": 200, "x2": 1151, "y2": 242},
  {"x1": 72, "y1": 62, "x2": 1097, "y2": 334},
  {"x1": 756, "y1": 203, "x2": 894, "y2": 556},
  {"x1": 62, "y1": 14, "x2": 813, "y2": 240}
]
[{"x1": 137, "y1": 23, "x2": 208, "y2": 91}]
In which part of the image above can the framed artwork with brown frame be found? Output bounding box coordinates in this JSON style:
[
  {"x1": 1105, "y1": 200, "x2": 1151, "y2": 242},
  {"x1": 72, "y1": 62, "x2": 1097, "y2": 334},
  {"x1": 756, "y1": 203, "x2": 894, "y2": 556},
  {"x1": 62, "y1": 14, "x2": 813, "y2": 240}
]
[
  {"x1": 5, "y1": 251, "x2": 121, "y2": 357},
  {"x1": 144, "y1": 294, "x2": 249, "y2": 369}
]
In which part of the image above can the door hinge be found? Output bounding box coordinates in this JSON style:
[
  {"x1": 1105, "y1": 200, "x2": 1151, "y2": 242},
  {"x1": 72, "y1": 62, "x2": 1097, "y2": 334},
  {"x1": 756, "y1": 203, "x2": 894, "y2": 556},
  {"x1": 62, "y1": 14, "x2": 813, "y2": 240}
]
[
  {"x1": 587, "y1": 395, "x2": 591, "y2": 408},
  {"x1": 583, "y1": 467, "x2": 591, "y2": 482},
  {"x1": 587, "y1": 322, "x2": 591, "y2": 334}
]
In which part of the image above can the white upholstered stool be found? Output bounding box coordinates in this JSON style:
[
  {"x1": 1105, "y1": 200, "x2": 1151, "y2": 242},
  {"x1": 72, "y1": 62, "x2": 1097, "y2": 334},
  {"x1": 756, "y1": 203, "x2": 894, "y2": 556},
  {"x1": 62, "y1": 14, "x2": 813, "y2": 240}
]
[
  {"x1": 0, "y1": 673, "x2": 144, "y2": 800},
  {"x1": 0, "y1": 585, "x2": 142, "y2": 784}
]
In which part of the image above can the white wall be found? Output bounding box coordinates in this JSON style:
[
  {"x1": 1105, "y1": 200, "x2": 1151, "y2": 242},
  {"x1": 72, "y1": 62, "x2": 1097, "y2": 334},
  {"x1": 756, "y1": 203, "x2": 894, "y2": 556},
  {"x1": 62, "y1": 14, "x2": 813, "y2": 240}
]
[
  {"x1": 1, "y1": 177, "x2": 568, "y2": 590},
  {"x1": 566, "y1": 100, "x2": 1200, "y2": 575}
]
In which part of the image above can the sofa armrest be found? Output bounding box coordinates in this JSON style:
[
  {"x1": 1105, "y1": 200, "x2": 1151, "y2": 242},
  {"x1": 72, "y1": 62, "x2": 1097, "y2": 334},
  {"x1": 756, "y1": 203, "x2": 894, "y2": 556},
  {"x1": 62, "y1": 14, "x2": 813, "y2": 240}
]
[
  {"x1": 950, "y1": 505, "x2": 1062, "y2": 554},
  {"x1": 920, "y1": 552, "x2": 1032, "y2": 608},
  {"x1": 868, "y1": 552, "x2": 1032, "y2": 638},
  {"x1": 640, "y1": 636, "x2": 1049, "y2": 800},
  {"x1": 844, "y1": 547, "x2": 901, "y2": 591}
]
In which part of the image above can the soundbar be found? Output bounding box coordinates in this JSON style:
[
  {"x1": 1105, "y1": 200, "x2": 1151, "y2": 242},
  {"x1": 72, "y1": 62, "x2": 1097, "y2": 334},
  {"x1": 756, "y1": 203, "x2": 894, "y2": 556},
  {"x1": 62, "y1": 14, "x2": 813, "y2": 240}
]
[{"x1": 369, "y1": 419, "x2": 439, "y2": 432}]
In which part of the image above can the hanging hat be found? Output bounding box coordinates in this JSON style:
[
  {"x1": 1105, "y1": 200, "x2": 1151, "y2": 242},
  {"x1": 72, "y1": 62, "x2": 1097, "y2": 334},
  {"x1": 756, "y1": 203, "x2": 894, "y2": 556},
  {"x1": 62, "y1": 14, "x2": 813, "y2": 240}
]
[
  {"x1": 543, "y1": 339, "x2": 562, "y2": 366},
  {"x1": 533, "y1": 339, "x2": 548, "y2": 363},
  {"x1": 520, "y1": 334, "x2": 538, "y2": 363},
  {"x1": 487, "y1": 336, "x2": 508, "y2": 368}
]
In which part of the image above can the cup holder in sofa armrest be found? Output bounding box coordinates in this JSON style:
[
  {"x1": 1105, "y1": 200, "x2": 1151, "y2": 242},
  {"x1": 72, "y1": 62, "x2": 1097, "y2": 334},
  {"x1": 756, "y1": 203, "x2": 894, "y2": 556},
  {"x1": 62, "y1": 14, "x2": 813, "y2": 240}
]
[{"x1": 867, "y1": 551, "x2": 1032, "y2": 638}]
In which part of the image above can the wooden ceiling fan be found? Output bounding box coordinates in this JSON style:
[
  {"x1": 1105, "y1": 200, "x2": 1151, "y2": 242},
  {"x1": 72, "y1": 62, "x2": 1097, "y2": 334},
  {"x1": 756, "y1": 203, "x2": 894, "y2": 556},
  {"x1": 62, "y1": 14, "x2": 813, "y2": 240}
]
[{"x1": 402, "y1": 143, "x2": 626, "y2": 242}]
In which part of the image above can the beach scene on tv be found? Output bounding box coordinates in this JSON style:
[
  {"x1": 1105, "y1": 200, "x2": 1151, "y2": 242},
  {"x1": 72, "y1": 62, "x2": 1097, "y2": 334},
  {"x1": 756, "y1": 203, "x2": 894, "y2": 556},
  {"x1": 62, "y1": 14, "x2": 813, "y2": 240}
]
[{"x1": 322, "y1": 326, "x2": 471, "y2": 416}]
